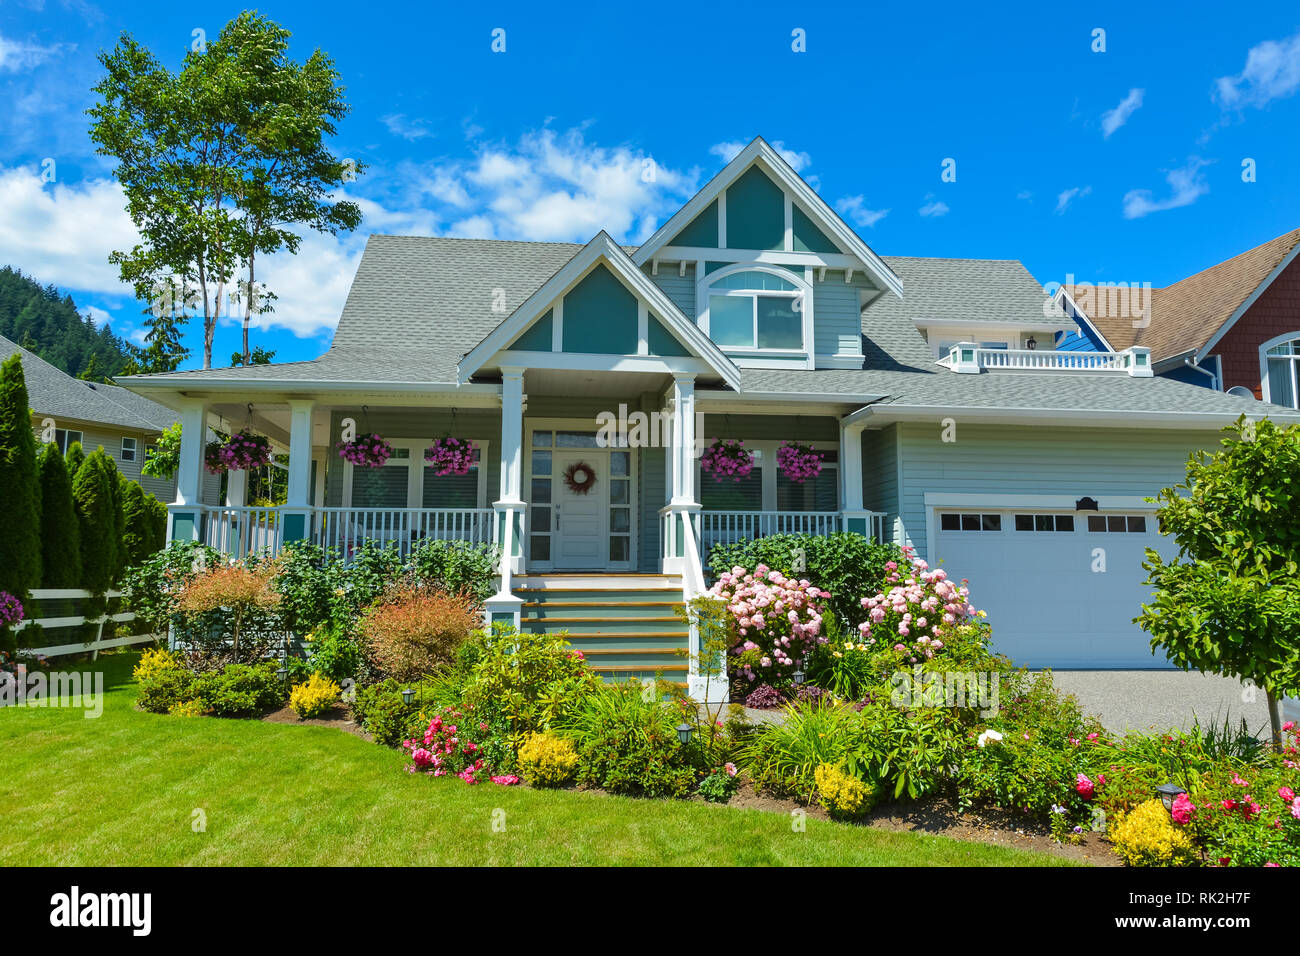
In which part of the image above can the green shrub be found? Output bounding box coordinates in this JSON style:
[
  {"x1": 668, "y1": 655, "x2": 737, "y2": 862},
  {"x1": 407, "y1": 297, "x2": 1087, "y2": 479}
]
[
  {"x1": 272, "y1": 543, "x2": 346, "y2": 633},
  {"x1": 558, "y1": 683, "x2": 703, "y2": 798},
  {"x1": 342, "y1": 541, "x2": 404, "y2": 612},
  {"x1": 37, "y1": 442, "x2": 81, "y2": 588},
  {"x1": 121, "y1": 540, "x2": 222, "y2": 634},
  {"x1": 745, "y1": 701, "x2": 857, "y2": 798},
  {"x1": 289, "y1": 673, "x2": 340, "y2": 719},
  {"x1": 815, "y1": 763, "x2": 875, "y2": 819},
  {"x1": 0, "y1": 353, "x2": 41, "y2": 600},
  {"x1": 410, "y1": 539, "x2": 497, "y2": 605},
  {"x1": 353, "y1": 676, "x2": 462, "y2": 747},
  {"x1": 706, "y1": 532, "x2": 901, "y2": 628},
  {"x1": 187, "y1": 662, "x2": 286, "y2": 717},
  {"x1": 517, "y1": 731, "x2": 580, "y2": 787},
  {"x1": 304, "y1": 624, "x2": 363, "y2": 683},
  {"x1": 358, "y1": 584, "x2": 477, "y2": 682},
  {"x1": 72, "y1": 448, "x2": 121, "y2": 593},
  {"x1": 64, "y1": 440, "x2": 85, "y2": 479},
  {"x1": 136, "y1": 667, "x2": 195, "y2": 713},
  {"x1": 1109, "y1": 799, "x2": 1198, "y2": 867}
]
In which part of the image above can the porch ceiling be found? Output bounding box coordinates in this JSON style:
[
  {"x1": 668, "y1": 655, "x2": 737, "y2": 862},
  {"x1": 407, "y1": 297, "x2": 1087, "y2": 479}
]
[{"x1": 522, "y1": 368, "x2": 670, "y2": 399}]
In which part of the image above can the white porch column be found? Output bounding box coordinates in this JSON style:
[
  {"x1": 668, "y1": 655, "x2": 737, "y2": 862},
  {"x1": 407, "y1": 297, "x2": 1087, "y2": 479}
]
[
  {"x1": 283, "y1": 400, "x2": 315, "y2": 544},
  {"x1": 839, "y1": 420, "x2": 873, "y2": 539},
  {"x1": 486, "y1": 368, "x2": 525, "y2": 628},
  {"x1": 167, "y1": 399, "x2": 208, "y2": 542},
  {"x1": 225, "y1": 469, "x2": 247, "y2": 508},
  {"x1": 670, "y1": 374, "x2": 697, "y2": 505}
]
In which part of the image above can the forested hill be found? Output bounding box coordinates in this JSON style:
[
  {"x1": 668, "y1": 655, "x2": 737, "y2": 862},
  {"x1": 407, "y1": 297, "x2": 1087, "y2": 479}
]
[{"x1": 0, "y1": 266, "x2": 133, "y2": 382}]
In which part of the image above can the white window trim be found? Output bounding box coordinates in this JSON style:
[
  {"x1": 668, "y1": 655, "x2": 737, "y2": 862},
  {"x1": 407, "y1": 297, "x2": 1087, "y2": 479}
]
[
  {"x1": 342, "y1": 438, "x2": 490, "y2": 509},
  {"x1": 696, "y1": 263, "x2": 814, "y2": 367},
  {"x1": 1259, "y1": 332, "x2": 1300, "y2": 408},
  {"x1": 120, "y1": 436, "x2": 138, "y2": 462},
  {"x1": 697, "y1": 438, "x2": 840, "y2": 512},
  {"x1": 54, "y1": 429, "x2": 83, "y2": 454}
]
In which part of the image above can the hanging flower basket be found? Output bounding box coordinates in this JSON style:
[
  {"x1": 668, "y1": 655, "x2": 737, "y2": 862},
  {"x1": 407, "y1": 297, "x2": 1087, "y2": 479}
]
[
  {"x1": 336, "y1": 433, "x2": 394, "y2": 468},
  {"x1": 776, "y1": 441, "x2": 824, "y2": 483},
  {"x1": 424, "y1": 437, "x2": 477, "y2": 476},
  {"x1": 205, "y1": 432, "x2": 274, "y2": 474},
  {"x1": 700, "y1": 438, "x2": 754, "y2": 483}
]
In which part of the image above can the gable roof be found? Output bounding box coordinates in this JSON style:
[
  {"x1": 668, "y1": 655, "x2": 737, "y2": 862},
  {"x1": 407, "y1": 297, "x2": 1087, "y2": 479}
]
[
  {"x1": 457, "y1": 232, "x2": 741, "y2": 389},
  {"x1": 632, "y1": 136, "x2": 903, "y2": 299},
  {"x1": 1065, "y1": 227, "x2": 1300, "y2": 362},
  {"x1": 2, "y1": 334, "x2": 177, "y2": 432}
]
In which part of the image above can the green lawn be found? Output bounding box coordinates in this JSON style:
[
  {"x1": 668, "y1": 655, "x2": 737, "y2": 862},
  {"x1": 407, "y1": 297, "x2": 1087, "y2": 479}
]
[{"x1": 0, "y1": 653, "x2": 1076, "y2": 866}]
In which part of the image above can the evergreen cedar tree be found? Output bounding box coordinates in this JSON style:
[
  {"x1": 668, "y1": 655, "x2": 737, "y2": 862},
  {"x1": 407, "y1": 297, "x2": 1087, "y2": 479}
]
[
  {"x1": 37, "y1": 443, "x2": 82, "y2": 587},
  {"x1": 0, "y1": 353, "x2": 41, "y2": 599},
  {"x1": 65, "y1": 440, "x2": 85, "y2": 478},
  {"x1": 72, "y1": 448, "x2": 121, "y2": 594},
  {"x1": 120, "y1": 478, "x2": 167, "y2": 569}
]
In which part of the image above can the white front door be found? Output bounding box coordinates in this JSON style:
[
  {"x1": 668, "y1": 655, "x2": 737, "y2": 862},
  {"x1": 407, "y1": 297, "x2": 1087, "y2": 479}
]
[{"x1": 555, "y1": 454, "x2": 607, "y2": 569}]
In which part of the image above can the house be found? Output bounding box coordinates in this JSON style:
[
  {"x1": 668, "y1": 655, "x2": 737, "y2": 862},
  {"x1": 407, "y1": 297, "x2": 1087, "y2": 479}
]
[
  {"x1": 3, "y1": 332, "x2": 181, "y2": 501},
  {"x1": 1056, "y1": 227, "x2": 1300, "y2": 404},
  {"x1": 118, "y1": 137, "x2": 1299, "y2": 696}
]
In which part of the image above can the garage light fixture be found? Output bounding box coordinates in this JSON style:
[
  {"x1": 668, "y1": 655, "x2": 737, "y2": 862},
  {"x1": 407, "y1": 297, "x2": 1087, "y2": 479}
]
[{"x1": 1075, "y1": 497, "x2": 1099, "y2": 511}]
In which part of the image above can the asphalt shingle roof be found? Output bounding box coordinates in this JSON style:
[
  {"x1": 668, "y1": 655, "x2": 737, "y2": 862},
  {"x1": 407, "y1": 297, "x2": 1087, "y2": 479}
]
[{"x1": 2, "y1": 334, "x2": 177, "y2": 432}]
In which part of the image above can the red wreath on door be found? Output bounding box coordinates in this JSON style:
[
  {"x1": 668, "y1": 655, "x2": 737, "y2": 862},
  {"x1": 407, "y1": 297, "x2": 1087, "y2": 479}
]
[{"x1": 563, "y1": 461, "x2": 597, "y2": 494}]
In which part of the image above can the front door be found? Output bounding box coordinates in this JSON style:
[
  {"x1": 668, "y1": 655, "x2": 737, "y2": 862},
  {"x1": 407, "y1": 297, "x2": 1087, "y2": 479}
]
[{"x1": 555, "y1": 454, "x2": 607, "y2": 569}]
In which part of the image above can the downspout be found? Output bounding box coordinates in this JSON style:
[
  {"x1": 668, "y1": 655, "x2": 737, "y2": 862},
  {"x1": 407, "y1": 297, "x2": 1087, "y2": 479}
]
[{"x1": 1183, "y1": 355, "x2": 1219, "y2": 390}]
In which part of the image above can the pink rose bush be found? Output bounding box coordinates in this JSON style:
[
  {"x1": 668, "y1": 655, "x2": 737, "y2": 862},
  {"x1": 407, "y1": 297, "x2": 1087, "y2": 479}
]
[
  {"x1": 336, "y1": 433, "x2": 394, "y2": 468},
  {"x1": 775, "y1": 441, "x2": 824, "y2": 483},
  {"x1": 856, "y1": 547, "x2": 979, "y2": 664},
  {"x1": 402, "y1": 704, "x2": 513, "y2": 785},
  {"x1": 700, "y1": 438, "x2": 754, "y2": 482},
  {"x1": 710, "y1": 564, "x2": 829, "y2": 686},
  {"x1": 423, "y1": 437, "x2": 477, "y2": 476}
]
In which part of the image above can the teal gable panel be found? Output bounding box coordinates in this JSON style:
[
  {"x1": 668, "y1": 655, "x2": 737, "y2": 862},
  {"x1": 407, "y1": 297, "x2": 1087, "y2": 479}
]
[
  {"x1": 725, "y1": 166, "x2": 785, "y2": 251},
  {"x1": 648, "y1": 315, "x2": 690, "y2": 356},
  {"x1": 792, "y1": 205, "x2": 841, "y2": 254},
  {"x1": 670, "y1": 199, "x2": 719, "y2": 248},
  {"x1": 562, "y1": 265, "x2": 638, "y2": 354},
  {"x1": 510, "y1": 309, "x2": 553, "y2": 351}
]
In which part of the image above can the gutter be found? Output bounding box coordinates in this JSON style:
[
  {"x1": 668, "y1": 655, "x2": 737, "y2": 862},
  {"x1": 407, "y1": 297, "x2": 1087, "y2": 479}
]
[
  {"x1": 841, "y1": 402, "x2": 1300, "y2": 430},
  {"x1": 1182, "y1": 356, "x2": 1219, "y2": 389}
]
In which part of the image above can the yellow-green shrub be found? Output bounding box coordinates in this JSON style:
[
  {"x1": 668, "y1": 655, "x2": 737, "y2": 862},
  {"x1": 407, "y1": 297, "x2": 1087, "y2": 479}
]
[
  {"x1": 168, "y1": 699, "x2": 211, "y2": 717},
  {"x1": 1109, "y1": 799, "x2": 1198, "y2": 867},
  {"x1": 134, "y1": 647, "x2": 181, "y2": 683},
  {"x1": 517, "y1": 732, "x2": 579, "y2": 787},
  {"x1": 289, "y1": 673, "x2": 340, "y2": 719},
  {"x1": 815, "y1": 763, "x2": 875, "y2": 820}
]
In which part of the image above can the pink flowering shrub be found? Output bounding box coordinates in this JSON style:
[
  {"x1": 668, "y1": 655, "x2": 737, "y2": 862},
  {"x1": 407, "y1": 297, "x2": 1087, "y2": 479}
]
[
  {"x1": 775, "y1": 441, "x2": 824, "y2": 483},
  {"x1": 710, "y1": 564, "x2": 829, "y2": 687},
  {"x1": 0, "y1": 591, "x2": 22, "y2": 628},
  {"x1": 424, "y1": 437, "x2": 477, "y2": 476},
  {"x1": 856, "y1": 547, "x2": 982, "y2": 666},
  {"x1": 401, "y1": 703, "x2": 514, "y2": 784},
  {"x1": 700, "y1": 438, "x2": 754, "y2": 482},
  {"x1": 205, "y1": 432, "x2": 273, "y2": 474},
  {"x1": 336, "y1": 433, "x2": 394, "y2": 468}
]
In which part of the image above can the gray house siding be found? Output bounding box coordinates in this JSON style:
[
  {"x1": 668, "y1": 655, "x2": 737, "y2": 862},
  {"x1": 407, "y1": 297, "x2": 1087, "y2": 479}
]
[
  {"x1": 645, "y1": 263, "x2": 696, "y2": 320},
  {"x1": 861, "y1": 424, "x2": 899, "y2": 542},
  {"x1": 894, "y1": 423, "x2": 1214, "y2": 559},
  {"x1": 812, "y1": 270, "x2": 870, "y2": 362}
]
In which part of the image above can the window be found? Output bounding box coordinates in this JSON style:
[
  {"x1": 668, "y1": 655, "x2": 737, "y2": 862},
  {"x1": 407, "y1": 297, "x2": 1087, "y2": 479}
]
[
  {"x1": 120, "y1": 437, "x2": 137, "y2": 462},
  {"x1": 700, "y1": 447, "x2": 764, "y2": 511},
  {"x1": 51, "y1": 429, "x2": 83, "y2": 454},
  {"x1": 940, "y1": 512, "x2": 1002, "y2": 532},
  {"x1": 776, "y1": 449, "x2": 839, "y2": 511},
  {"x1": 1014, "y1": 513, "x2": 1075, "y2": 532},
  {"x1": 1263, "y1": 336, "x2": 1300, "y2": 408},
  {"x1": 703, "y1": 268, "x2": 806, "y2": 352},
  {"x1": 1086, "y1": 514, "x2": 1147, "y2": 533},
  {"x1": 345, "y1": 442, "x2": 488, "y2": 509}
]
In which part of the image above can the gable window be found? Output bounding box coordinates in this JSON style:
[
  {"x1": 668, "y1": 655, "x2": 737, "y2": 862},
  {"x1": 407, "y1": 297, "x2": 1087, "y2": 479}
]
[
  {"x1": 702, "y1": 267, "x2": 808, "y2": 352},
  {"x1": 1263, "y1": 336, "x2": 1300, "y2": 408},
  {"x1": 120, "y1": 437, "x2": 137, "y2": 462}
]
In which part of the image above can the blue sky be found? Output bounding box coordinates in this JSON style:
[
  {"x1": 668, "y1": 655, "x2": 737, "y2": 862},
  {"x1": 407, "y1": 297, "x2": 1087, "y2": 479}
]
[{"x1": 2, "y1": 0, "x2": 1299, "y2": 367}]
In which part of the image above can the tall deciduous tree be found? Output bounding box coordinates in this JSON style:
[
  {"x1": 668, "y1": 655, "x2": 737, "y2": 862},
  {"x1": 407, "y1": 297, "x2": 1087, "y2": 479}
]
[
  {"x1": 0, "y1": 354, "x2": 41, "y2": 598},
  {"x1": 88, "y1": 12, "x2": 363, "y2": 369},
  {"x1": 1138, "y1": 417, "x2": 1300, "y2": 750},
  {"x1": 37, "y1": 443, "x2": 82, "y2": 588}
]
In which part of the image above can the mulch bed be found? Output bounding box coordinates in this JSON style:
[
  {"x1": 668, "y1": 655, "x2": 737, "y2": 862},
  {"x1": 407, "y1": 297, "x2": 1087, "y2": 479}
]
[{"x1": 262, "y1": 703, "x2": 372, "y2": 741}]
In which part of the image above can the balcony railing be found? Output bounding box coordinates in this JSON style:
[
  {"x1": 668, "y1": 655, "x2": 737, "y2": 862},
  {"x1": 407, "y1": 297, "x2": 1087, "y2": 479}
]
[{"x1": 937, "y1": 343, "x2": 1153, "y2": 376}]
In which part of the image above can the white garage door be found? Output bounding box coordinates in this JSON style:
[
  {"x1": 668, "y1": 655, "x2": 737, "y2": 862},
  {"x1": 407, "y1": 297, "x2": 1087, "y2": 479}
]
[{"x1": 933, "y1": 509, "x2": 1175, "y2": 669}]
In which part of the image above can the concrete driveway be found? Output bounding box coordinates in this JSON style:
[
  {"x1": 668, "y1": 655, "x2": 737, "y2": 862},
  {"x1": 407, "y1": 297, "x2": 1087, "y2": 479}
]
[{"x1": 1045, "y1": 670, "x2": 1278, "y2": 738}]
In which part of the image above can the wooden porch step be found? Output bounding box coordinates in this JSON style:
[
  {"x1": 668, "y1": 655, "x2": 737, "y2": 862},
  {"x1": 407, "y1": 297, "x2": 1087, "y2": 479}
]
[
  {"x1": 520, "y1": 615, "x2": 682, "y2": 624},
  {"x1": 522, "y1": 601, "x2": 683, "y2": 608},
  {"x1": 576, "y1": 647, "x2": 683, "y2": 656},
  {"x1": 586, "y1": 663, "x2": 689, "y2": 673}
]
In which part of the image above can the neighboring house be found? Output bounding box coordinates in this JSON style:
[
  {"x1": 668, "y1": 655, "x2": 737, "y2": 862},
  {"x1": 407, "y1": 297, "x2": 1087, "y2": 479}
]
[
  {"x1": 3, "y1": 332, "x2": 180, "y2": 502},
  {"x1": 120, "y1": 137, "x2": 1298, "y2": 692},
  {"x1": 1056, "y1": 227, "x2": 1300, "y2": 403}
]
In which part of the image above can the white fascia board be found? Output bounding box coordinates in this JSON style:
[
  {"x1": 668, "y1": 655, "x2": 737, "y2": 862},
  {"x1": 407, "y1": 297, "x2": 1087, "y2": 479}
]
[
  {"x1": 914, "y1": 316, "x2": 1074, "y2": 334},
  {"x1": 1197, "y1": 239, "x2": 1300, "y2": 360},
  {"x1": 924, "y1": 491, "x2": 1155, "y2": 511},
  {"x1": 457, "y1": 232, "x2": 740, "y2": 390},
  {"x1": 843, "y1": 402, "x2": 1300, "y2": 429},
  {"x1": 632, "y1": 137, "x2": 903, "y2": 299},
  {"x1": 486, "y1": 350, "x2": 714, "y2": 376},
  {"x1": 1051, "y1": 288, "x2": 1117, "y2": 351}
]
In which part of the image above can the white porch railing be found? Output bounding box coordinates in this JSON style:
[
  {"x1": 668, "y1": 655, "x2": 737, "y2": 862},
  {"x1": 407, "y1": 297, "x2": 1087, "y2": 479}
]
[
  {"x1": 700, "y1": 510, "x2": 849, "y2": 555},
  {"x1": 937, "y1": 343, "x2": 1153, "y2": 376},
  {"x1": 203, "y1": 506, "x2": 282, "y2": 560}
]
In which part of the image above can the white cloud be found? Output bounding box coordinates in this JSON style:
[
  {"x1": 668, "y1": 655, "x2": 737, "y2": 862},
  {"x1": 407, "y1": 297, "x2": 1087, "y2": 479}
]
[
  {"x1": 1215, "y1": 32, "x2": 1300, "y2": 109},
  {"x1": 834, "y1": 194, "x2": 889, "y2": 228},
  {"x1": 380, "y1": 113, "x2": 432, "y2": 141},
  {"x1": 708, "y1": 139, "x2": 811, "y2": 172},
  {"x1": 1101, "y1": 88, "x2": 1144, "y2": 138},
  {"x1": 1055, "y1": 185, "x2": 1092, "y2": 214},
  {"x1": 0, "y1": 34, "x2": 66, "y2": 72},
  {"x1": 919, "y1": 195, "x2": 950, "y2": 218},
  {"x1": 1016, "y1": 190, "x2": 1033, "y2": 200},
  {"x1": 83, "y1": 305, "x2": 111, "y2": 327},
  {"x1": 1122, "y1": 158, "x2": 1212, "y2": 219}
]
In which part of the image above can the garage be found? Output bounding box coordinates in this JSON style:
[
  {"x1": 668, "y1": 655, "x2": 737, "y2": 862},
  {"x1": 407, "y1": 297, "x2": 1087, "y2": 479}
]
[{"x1": 932, "y1": 507, "x2": 1177, "y2": 669}]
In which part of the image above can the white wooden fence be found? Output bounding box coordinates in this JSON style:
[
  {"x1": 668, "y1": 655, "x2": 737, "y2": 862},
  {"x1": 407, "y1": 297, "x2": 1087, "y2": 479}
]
[{"x1": 15, "y1": 588, "x2": 161, "y2": 660}]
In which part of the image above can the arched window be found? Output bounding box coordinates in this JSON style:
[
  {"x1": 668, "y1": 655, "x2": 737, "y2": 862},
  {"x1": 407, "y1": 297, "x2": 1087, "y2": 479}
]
[
  {"x1": 700, "y1": 266, "x2": 808, "y2": 351},
  {"x1": 1261, "y1": 334, "x2": 1300, "y2": 408}
]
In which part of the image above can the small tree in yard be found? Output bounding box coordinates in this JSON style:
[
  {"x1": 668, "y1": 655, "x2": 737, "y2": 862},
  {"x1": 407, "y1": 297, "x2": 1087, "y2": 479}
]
[
  {"x1": 1137, "y1": 416, "x2": 1300, "y2": 751},
  {"x1": 174, "y1": 562, "x2": 281, "y2": 662},
  {"x1": 37, "y1": 443, "x2": 82, "y2": 587},
  {"x1": 0, "y1": 354, "x2": 41, "y2": 600}
]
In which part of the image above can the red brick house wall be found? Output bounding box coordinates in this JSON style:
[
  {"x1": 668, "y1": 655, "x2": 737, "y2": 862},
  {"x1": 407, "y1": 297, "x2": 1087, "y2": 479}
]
[{"x1": 1211, "y1": 253, "x2": 1300, "y2": 399}]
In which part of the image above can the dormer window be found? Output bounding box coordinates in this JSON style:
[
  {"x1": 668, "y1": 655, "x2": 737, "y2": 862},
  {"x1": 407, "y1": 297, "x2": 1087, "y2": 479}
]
[{"x1": 701, "y1": 267, "x2": 809, "y2": 352}]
